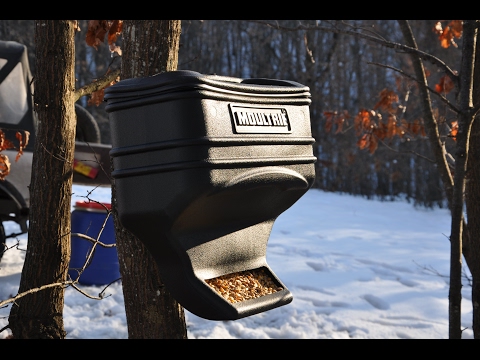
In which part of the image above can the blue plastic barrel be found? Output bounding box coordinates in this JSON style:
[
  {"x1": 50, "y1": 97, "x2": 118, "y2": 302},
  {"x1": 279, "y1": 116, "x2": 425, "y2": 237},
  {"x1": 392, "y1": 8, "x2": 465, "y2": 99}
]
[{"x1": 69, "y1": 200, "x2": 121, "y2": 285}]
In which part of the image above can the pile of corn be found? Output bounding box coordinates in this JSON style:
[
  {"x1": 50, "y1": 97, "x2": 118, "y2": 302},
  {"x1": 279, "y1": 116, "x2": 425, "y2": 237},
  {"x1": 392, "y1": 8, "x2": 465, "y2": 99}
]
[{"x1": 205, "y1": 268, "x2": 283, "y2": 303}]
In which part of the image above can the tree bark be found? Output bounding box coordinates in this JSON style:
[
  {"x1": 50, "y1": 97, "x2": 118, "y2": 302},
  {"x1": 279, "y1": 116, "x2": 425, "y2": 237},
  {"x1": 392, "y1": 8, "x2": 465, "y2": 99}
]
[
  {"x1": 8, "y1": 20, "x2": 77, "y2": 338},
  {"x1": 112, "y1": 20, "x2": 187, "y2": 339},
  {"x1": 398, "y1": 20, "x2": 478, "y2": 339},
  {"x1": 397, "y1": 21, "x2": 455, "y2": 214},
  {"x1": 446, "y1": 20, "x2": 477, "y2": 338},
  {"x1": 465, "y1": 20, "x2": 480, "y2": 340}
]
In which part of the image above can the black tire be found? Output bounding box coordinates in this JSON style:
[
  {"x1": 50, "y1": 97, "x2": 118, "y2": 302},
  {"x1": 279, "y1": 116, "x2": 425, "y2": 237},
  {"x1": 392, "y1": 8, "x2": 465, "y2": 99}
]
[
  {"x1": 0, "y1": 222, "x2": 6, "y2": 263},
  {"x1": 75, "y1": 103, "x2": 101, "y2": 144},
  {"x1": 0, "y1": 179, "x2": 29, "y2": 234}
]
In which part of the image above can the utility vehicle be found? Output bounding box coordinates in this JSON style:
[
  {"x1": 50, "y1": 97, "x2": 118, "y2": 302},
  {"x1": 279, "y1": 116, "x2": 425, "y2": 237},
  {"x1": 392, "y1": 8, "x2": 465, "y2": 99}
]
[{"x1": 0, "y1": 40, "x2": 112, "y2": 261}]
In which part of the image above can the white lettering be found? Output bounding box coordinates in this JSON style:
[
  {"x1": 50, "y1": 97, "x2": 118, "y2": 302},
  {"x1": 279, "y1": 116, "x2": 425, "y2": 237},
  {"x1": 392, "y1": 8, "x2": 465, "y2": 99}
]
[
  {"x1": 263, "y1": 113, "x2": 269, "y2": 125},
  {"x1": 271, "y1": 113, "x2": 280, "y2": 126},
  {"x1": 237, "y1": 112, "x2": 249, "y2": 125},
  {"x1": 247, "y1": 113, "x2": 256, "y2": 125},
  {"x1": 234, "y1": 109, "x2": 289, "y2": 127}
]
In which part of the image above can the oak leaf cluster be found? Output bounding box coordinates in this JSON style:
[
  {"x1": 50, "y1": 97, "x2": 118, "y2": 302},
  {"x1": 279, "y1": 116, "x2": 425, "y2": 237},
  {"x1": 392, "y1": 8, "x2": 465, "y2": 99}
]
[
  {"x1": 85, "y1": 20, "x2": 123, "y2": 106},
  {"x1": 0, "y1": 130, "x2": 29, "y2": 180},
  {"x1": 324, "y1": 20, "x2": 462, "y2": 155}
]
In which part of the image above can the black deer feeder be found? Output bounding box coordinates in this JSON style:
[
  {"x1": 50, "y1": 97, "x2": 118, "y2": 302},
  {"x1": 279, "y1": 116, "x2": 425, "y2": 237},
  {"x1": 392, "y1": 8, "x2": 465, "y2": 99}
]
[{"x1": 104, "y1": 70, "x2": 316, "y2": 320}]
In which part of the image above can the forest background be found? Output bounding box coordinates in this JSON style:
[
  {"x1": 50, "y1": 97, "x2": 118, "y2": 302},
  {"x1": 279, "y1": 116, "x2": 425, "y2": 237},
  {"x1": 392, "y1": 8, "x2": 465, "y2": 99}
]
[{"x1": 0, "y1": 19, "x2": 455, "y2": 208}]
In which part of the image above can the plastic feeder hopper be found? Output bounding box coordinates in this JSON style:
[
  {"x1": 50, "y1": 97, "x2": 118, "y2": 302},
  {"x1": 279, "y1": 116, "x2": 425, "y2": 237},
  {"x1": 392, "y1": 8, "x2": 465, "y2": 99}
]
[{"x1": 104, "y1": 70, "x2": 317, "y2": 320}]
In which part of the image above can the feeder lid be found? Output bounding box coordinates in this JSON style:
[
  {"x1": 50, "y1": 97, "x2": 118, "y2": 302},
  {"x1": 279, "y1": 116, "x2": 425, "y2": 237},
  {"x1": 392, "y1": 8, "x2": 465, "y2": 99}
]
[
  {"x1": 74, "y1": 200, "x2": 111, "y2": 211},
  {"x1": 104, "y1": 70, "x2": 311, "y2": 112},
  {"x1": 104, "y1": 70, "x2": 310, "y2": 96}
]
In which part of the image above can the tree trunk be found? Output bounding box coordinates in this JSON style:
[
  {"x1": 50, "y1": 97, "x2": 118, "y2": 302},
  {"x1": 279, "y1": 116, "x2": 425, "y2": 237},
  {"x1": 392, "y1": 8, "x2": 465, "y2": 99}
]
[
  {"x1": 398, "y1": 20, "x2": 478, "y2": 339},
  {"x1": 467, "y1": 122, "x2": 480, "y2": 339},
  {"x1": 445, "y1": 20, "x2": 477, "y2": 339},
  {"x1": 8, "y1": 20, "x2": 77, "y2": 339},
  {"x1": 465, "y1": 23, "x2": 480, "y2": 340},
  {"x1": 112, "y1": 20, "x2": 187, "y2": 339}
]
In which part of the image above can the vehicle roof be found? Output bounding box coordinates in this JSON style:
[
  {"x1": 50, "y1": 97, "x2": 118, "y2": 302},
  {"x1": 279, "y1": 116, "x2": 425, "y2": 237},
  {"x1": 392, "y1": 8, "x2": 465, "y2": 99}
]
[{"x1": 0, "y1": 40, "x2": 37, "y2": 150}]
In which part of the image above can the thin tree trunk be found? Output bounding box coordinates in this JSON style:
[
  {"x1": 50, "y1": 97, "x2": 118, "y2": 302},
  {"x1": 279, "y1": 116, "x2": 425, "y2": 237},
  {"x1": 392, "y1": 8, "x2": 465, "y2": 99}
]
[
  {"x1": 8, "y1": 20, "x2": 76, "y2": 338},
  {"x1": 465, "y1": 20, "x2": 480, "y2": 340},
  {"x1": 447, "y1": 20, "x2": 476, "y2": 340},
  {"x1": 397, "y1": 21, "x2": 455, "y2": 215},
  {"x1": 112, "y1": 20, "x2": 187, "y2": 339},
  {"x1": 398, "y1": 19, "x2": 477, "y2": 339}
]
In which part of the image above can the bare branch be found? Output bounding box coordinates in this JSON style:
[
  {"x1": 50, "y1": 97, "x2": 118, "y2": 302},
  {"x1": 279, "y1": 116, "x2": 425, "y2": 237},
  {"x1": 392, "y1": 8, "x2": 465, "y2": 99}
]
[
  {"x1": 472, "y1": 98, "x2": 480, "y2": 118},
  {"x1": 74, "y1": 61, "x2": 121, "y2": 103},
  {"x1": 249, "y1": 20, "x2": 459, "y2": 88},
  {"x1": 69, "y1": 211, "x2": 113, "y2": 284},
  {"x1": 413, "y1": 260, "x2": 472, "y2": 287},
  {"x1": 377, "y1": 137, "x2": 436, "y2": 163},
  {"x1": 0, "y1": 186, "x2": 118, "y2": 324},
  {"x1": 71, "y1": 233, "x2": 116, "y2": 248},
  {"x1": 41, "y1": 143, "x2": 72, "y2": 164},
  {"x1": 68, "y1": 280, "x2": 116, "y2": 300},
  {"x1": 77, "y1": 141, "x2": 113, "y2": 184},
  {"x1": 0, "y1": 274, "x2": 120, "y2": 311},
  {"x1": 367, "y1": 61, "x2": 461, "y2": 114},
  {"x1": 0, "y1": 281, "x2": 71, "y2": 308},
  {"x1": 2, "y1": 239, "x2": 25, "y2": 253}
]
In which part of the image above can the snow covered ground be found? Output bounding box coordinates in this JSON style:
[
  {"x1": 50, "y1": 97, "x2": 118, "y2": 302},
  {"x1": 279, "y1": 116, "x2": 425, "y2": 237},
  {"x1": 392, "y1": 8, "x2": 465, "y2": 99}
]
[{"x1": 0, "y1": 185, "x2": 473, "y2": 339}]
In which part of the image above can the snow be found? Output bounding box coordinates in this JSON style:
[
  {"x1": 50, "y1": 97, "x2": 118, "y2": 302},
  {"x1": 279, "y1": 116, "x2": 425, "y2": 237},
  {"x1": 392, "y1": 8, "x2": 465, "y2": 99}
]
[{"x1": 0, "y1": 185, "x2": 473, "y2": 339}]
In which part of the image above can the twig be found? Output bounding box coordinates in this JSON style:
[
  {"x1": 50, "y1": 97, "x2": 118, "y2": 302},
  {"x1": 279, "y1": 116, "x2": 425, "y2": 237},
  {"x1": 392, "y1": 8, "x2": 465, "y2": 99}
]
[
  {"x1": 69, "y1": 281, "x2": 116, "y2": 300},
  {"x1": 98, "y1": 278, "x2": 122, "y2": 298},
  {"x1": 69, "y1": 210, "x2": 112, "y2": 282},
  {"x1": 0, "y1": 238, "x2": 27, "y2": 260},
  {"x1": 74, "y1": 60, "x2": 121, "y2": 102},
  {"x1": 377, "y1": 137, "x2": 436, "y2": 163},
  {"x1": 81, "y1": 141, "x2": 113, "y2": 183},
  {"x1": 0, "y1": 187, "x2": 119, "y2": 332},
  {"x1": 71, "y1": 233, "x2": 116, "y2": 248},
  {"x1": 367, "y1": 61, "x2": 460, "y2": 114},
  {"x1": 413, "y1": 260, "x2": 472, "y2": 287},
  {"x1": 41, "y1": 143, "x2": 72, "y2": 164},
  {"x1": 0, "y1": 281, "x2": 72, "y2": 308},
  {"x1": 248, "y1": 20, "x2": 459, "y2": 88}
]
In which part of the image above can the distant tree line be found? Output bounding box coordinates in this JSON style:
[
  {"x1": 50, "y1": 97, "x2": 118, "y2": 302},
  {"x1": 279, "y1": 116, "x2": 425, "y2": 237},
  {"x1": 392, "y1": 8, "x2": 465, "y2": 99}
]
[{"x1": 0, "y1": 20, "x2": 457, "y2": 207}]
